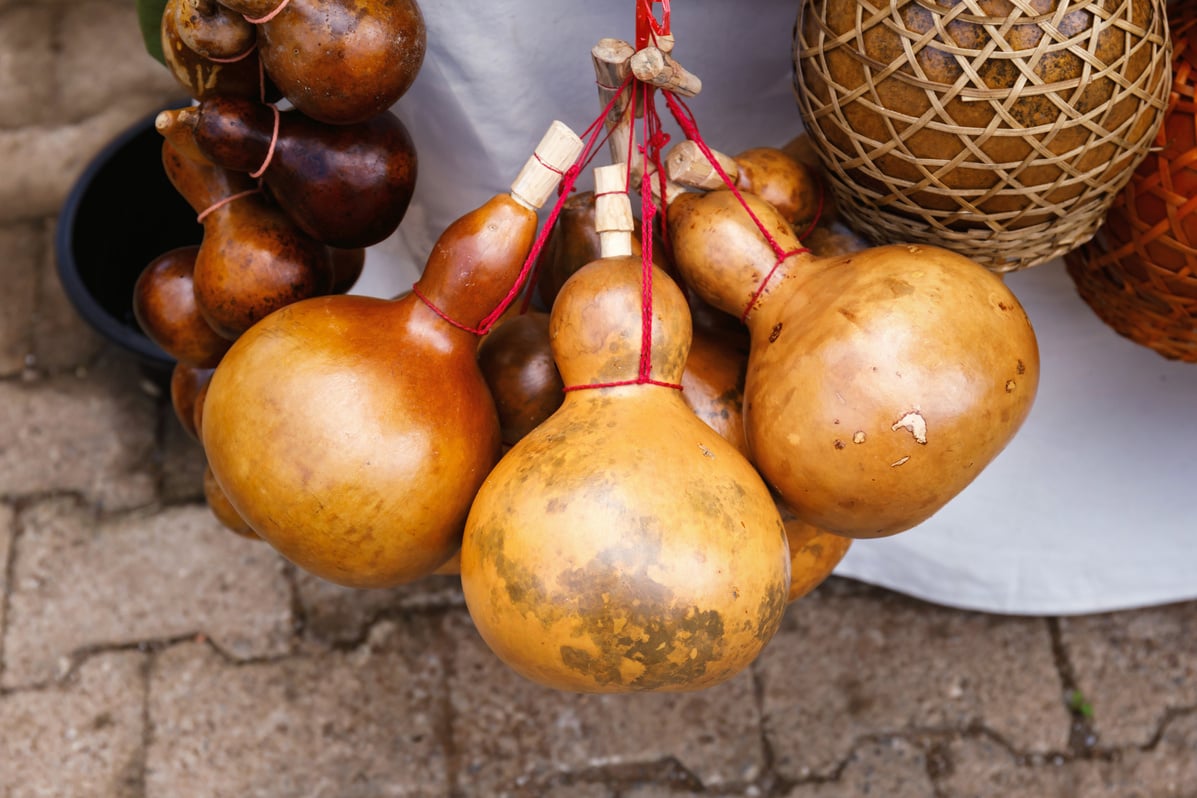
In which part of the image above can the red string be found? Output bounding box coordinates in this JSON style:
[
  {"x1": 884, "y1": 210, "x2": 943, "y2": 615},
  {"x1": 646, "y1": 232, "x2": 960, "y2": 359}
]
[
  {"x1": 411, "y1": 285, "x2": 486, "y2": 335},
  {"x1": 244, "y1": 0, "x2": 290, "y2": 24},
  {"x1": 196, "y1": 187, "x2": 260, "y2": 223},
  {"x1": 635, "y1": 0, "x2": 671, "y2": 49},
  {"x1": 661, "y1": 91, "x2": 812, "y2": 322},
  {"x1": 250, "y1": 104, "x2": 280, "y2": 178},
  {"x1": 207, "y1": 42, "x2": 257, "y2": 64},
  {"x1": 566, "y1": 66, "x2": 689, "y2": 395},
  {"x1": 413, "y1": 75, "x2": 635, "y2": 336},
  {"x1": 564, "y1": 378, "x2": 681, "y2": 393}
]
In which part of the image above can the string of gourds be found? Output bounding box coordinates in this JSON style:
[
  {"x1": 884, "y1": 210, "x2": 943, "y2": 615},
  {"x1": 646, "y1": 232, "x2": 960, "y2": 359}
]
[{"x1": 131, "y1": 0, "x2": 1041, "y2": 694}]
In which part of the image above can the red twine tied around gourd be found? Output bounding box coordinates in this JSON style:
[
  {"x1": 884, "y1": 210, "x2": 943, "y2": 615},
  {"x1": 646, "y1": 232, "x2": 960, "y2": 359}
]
[
  {"x1": 195, "y1": 187, "x2": 261, "y2": 224},
  {"x1": 661, "y1": 92, "x2": 810, "y2": 324},
  {"x1": 250, "y1": 104, "x2": 281, "y2": 178},
  {"x1": 244, "y1": 0, "x2": 290, "y2": 25},
  {"x1": 192, "y1": 31, "x2": 278, "y2": 221},
  {"x1": 207, "y1": 42, "x2": 257, "y2": 65},
  {"x1": 411, "y1": 75, "x2": 635, "y2": 337}
]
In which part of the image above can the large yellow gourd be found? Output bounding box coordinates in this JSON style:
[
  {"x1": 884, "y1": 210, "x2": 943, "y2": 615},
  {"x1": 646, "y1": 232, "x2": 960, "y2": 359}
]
[
  {"x1": 461, "y1": 168, "x2": 790, "y2": 692},
  {"x1": 200, "y1": 123, "x2": 582, "y2": 588}
]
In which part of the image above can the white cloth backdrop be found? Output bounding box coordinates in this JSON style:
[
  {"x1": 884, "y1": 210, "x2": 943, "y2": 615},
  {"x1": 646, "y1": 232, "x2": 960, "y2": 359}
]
[{"x1": 356, "y1": 0, "x2": 1197, "y2": 616}]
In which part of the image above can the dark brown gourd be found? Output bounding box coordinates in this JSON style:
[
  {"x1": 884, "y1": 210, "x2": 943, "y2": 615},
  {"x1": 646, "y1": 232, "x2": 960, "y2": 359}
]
[
  {"x1": 161, "y1": 0, "x2": 272, "y2": 101},
  {"x1": 160, "y1": 139, "x2": 333, "y2": 339},
  {"x1": 133, "y1": 245, "x2": 231, "y2": 368},
  {"x1": 158, "y1": 98, "x2": 417, "y2": 248},
  {"x1": 215, "y1": 0, "x2": 426, "y2": 124},
  {"x1": 461, "y1": 165, "x2": 790, "y2": 693},
  {"x1": 476, "y1": 311, "x2": 564, "y2": 447}
]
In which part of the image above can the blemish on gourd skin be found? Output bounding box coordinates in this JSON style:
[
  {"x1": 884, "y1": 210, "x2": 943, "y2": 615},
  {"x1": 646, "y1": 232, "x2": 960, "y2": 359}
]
[
  {"x1": 556, "y1": 562, "x2": 727, "y2": 690},
  {"x1": 891, "y1": 410, "x2": 928, "y2": 445}
]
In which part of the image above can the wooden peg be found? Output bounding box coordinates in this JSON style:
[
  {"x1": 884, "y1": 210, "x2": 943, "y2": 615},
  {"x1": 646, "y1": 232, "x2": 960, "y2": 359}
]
[
  {"x1": 592, "y1": 38, "x2": 638, "y2": 122},
  {"x1": 510, "y1": 120, "x2": 584, "y2": 210},
  {"x1": 665, "y1": 140, "x2": 740, "y2": 190},
  {"x1": 630, "y1": 46, "x2": 702, "y2": 97},
  {"x1": 594, "y1": 163, "x2": 634, "y2": 258}
]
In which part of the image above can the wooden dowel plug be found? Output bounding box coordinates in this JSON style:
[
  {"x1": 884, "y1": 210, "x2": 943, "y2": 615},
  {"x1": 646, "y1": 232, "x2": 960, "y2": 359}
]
[{"x1": 510, "y1": 121, "x2": 584, "y2": 210}]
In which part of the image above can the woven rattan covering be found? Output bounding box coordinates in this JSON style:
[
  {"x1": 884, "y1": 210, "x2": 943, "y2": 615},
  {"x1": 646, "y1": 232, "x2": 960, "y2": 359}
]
[
  {"x1": 792, "y1": 0, "x2": 1172, "y2": 272},
  {"x1": 1066, "y1": 8, "x2": 1197, "y2": 362}
]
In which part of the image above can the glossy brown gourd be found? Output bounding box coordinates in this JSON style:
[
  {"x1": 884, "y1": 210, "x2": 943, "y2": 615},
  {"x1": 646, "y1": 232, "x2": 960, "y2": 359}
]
[
  {"x1": 169, "y1": 362, "x2": 214, "y2": 439},
  {"x1": 461, "y1": 167, "x2": 790, "y2": 693},
  {"x1": 329, "y1": 247, "x2": 366, "y2": 294},
  {"x1": 171, "y1": 0, "x2": 255, "y2": 58},
  {"x1": 733, "y1": 147, "x2": 823, "y2": 232},
  {"x1": 161, "y1": 0, "x2": 272, "y2": 101},
  {"x1": 666, "y1": 142, "x2": 823, "y2": 230},
  {"x1": 216, "y1": 0, "x2": 426, "y2": 124},
  {"x1": 534, "y1": 191, "x2": 671, "y2": 308},
  {"x1": 160, "y1": 99, "x2": 417, "y2": 248},
  {"x1": 200, "y1": 122, "x2": 583, "y2": 589},
  {"x1": 680, "y1": 325, "x2": 751, "y2": 457},
  {"x1": 534, "y1": 189, "x2": 742, "y2": 347},
  {"x1": 160, "y1": 139, "x2": 333, "y2": 339},
  {"x1": 668, "y1": 188, "x2": 1040, "y2": 538},
  {"x1": 203, "y1": 465, "x2": 258, "y2": 539},
  {"x1": 779, "y1": 506, "x2": 851, "y2": 602},
  {"x1": 678, "y1": 325, "x2": 849, "y2": 603},
  {"x1": 192, "y1": 373, "x2": 211, "y2": 440},
  {"x1": 476, "y1": 311, "x2": 564, "y2": 447},
  {"x1": 133, "y1": 245, "x2": 231, "y2": 368}
]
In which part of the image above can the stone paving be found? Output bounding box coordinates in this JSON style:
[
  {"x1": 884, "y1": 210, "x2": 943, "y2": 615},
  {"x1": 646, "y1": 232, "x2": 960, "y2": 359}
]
[{"x1": 2, "y1": 1, "x2": 1196, "y2": 796}]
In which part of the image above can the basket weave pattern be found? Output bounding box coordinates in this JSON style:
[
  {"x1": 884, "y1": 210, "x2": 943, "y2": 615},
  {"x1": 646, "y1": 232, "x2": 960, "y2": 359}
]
[
  {"x1": 793, "y1": 0, "x2": 1172, "y2": 273},
  {"x1": 1066, "y1": 9, "x2": 1197, "y2": 362}
]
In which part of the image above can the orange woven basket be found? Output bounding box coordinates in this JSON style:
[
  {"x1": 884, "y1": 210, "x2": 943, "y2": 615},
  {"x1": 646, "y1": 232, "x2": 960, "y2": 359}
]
[{"x1": 1066, "y1": 8, "x2": 1197, "y2": 363}]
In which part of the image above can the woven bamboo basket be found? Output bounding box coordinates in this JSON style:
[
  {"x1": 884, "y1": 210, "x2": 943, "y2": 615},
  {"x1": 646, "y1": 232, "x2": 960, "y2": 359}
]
[
  {"x1": 1066, "y1": 7, "x2": 1197, "y2": 362},
  {"x1": 792, "y1": 0, "x2": 1173, "y2": 273}
]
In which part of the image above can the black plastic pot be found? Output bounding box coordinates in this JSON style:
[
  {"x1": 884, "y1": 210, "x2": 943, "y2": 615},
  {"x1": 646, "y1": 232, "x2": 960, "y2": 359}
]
[{"x1": 55, "y1": 104, "x2": 201, "y2": 376}]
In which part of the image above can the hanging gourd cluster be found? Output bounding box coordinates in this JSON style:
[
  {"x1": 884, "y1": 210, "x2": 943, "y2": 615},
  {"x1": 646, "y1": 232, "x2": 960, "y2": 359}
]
[{"x1": 132, "y1": 0, "x2": 1171, "y2": 694}]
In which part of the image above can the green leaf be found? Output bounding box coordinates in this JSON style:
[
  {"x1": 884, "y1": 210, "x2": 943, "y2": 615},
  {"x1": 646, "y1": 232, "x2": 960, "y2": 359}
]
[{"x1": 136, "y1": 0, "x2": 169, "y2": 66}]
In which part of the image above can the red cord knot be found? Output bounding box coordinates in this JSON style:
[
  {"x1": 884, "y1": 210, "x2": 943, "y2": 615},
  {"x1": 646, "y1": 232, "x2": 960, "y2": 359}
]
[
  {"x1": 740, "y1": 248, "x2": 810, "y2": 324},
  {"x1": 196, "y1": 187, "x2": 261, "y2": 224},
  {"x1": 244, "y1": 0, "x2": 290, "y2": 24},
  {"x1": 410, "y1": 285, "x2": 486, "y2": 336}
]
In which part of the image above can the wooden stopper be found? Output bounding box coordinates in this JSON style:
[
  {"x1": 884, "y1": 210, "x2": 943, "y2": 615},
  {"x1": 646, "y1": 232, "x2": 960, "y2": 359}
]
[
  {"x1": 591, "y1": 38, "x2": 644, "y2": 189},
  {"x1": 644, "y1": 161, "x2": 688, "y2": 207},
  {"x1": 509, "y1": 120, "x2": 584, "y2": 210},
  {"x1": 665, "y1": 140, "x2": 739, "y2": 190},
  {"x1": 594, "y1": 163, "x2": 634, "y2": 258},
  {"x1": 629, "y1": 47, "x2": 702, "y2": 97},
  {"x1": 155, "y1": 106, "x2": 211, "y2": 164},
  {"x1": 592, "y1": 38, "x2": 637, "y2": 122}
]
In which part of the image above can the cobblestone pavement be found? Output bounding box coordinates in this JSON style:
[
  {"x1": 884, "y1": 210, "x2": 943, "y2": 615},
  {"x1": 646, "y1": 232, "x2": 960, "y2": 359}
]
[{"x1": 2, "y1": 1, "x2": 1196, "y2": 796}]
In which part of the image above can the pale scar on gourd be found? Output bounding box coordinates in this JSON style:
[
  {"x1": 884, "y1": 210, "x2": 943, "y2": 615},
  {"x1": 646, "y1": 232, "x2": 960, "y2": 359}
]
[{"x1": 891, "y1": 410, "x2": 928, "y2": 445}]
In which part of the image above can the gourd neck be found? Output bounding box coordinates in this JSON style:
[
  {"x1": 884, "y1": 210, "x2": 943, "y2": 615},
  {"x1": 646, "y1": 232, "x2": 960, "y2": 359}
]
[
  {"x1": 161, "y1": 140, "x2": 257, "y2": 216},
  {"x1": 413, "y1": 194, "x2": 537, "y2": 332}
]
